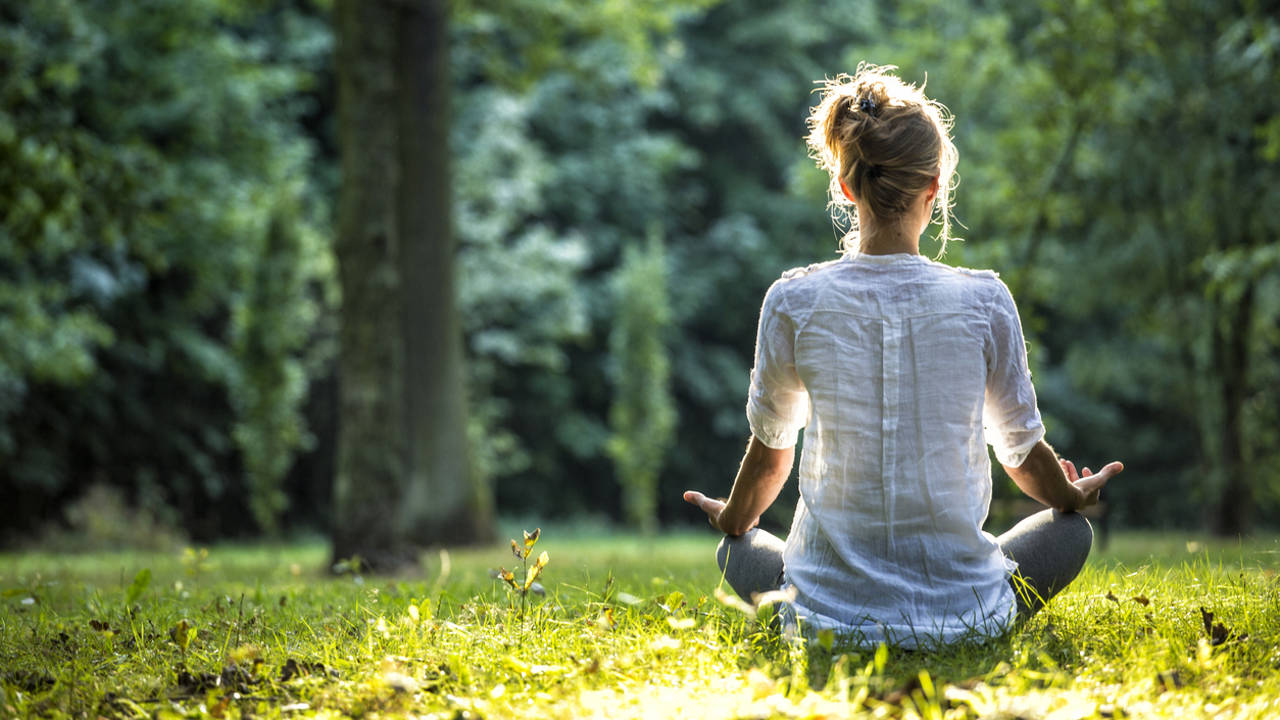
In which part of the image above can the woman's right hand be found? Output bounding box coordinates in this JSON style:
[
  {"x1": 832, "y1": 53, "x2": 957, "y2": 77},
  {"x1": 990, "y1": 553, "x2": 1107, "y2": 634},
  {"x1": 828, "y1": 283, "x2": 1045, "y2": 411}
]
[
  {"x1": 683, "y1": 490, "x2": 727, "y2": 531},
  {"x1": 1059, "y1": 458, "x2": 1124, "y2": 509},
  {"x1": 683, "y1": 490, "x2": 762, "y2": 536}
]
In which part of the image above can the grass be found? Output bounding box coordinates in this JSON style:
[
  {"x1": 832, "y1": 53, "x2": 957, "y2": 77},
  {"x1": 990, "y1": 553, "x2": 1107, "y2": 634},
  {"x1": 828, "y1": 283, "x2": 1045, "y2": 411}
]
[{"x1": 2, "y1": 525, "x2": 1280, "y2": 719}]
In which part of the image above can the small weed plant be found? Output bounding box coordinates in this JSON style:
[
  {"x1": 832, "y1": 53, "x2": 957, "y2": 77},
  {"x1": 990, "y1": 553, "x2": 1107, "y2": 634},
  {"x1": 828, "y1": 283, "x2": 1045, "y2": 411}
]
[
  {"x1": 492, "y1": 527, "x2": 549, "y2": 619},
  {"x1": 2, "y1": 530, "x2": 1280, "y2": 718}
]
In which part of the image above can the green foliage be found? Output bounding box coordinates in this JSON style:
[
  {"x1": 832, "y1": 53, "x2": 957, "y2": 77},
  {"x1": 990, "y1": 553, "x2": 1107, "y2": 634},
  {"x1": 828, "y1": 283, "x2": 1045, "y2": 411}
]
[
  {"x1": 39, "y1": 484, "x2": 185, "y2": 552},
  {"x1": 5, "y1": 0, "x2": 1277, "y2": 536},
  {"x1": 453, "y1": 87, "x2": 590, "y2": 486},
  {"x1": 123, "y1": 568, "x2": 152, "y2": 607},
  {"x1": 454, "y1": 0, "x2": 876, "y2": 527},
  {"x1": 833, "y1": 0, "x2": 1280, "y2": 530},
  {"x1": 232, "y1": 203, "x2": 331, "y2": 533},
  {"x1": 451, "y1": 2, "x2": 704, "y2": 520},
  {"x1": 0, "y1": 0, "x2": 333, "y2": 539},
  {"x1": 997, "y1": 0, "x2": 1280, "y2": 530},
  {"x1": 453, "y1": 0, "x2": 716, "y2": 90},
  {"x1": 3, "y1": 533, "x2": 1280, "y2": 718},
  {"x1": 608, "y1": 237, "x2": 677, "y2": 533}
]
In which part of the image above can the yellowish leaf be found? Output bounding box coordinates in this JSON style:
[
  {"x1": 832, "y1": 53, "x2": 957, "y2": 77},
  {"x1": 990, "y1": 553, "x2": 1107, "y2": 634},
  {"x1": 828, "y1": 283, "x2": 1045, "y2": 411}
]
[
  {"x1": 817, "y1": 628, "x2": 835, "y2": 651},
  {"x1": 648, "y1": 635, "x2": 681, "y2": 654},
  {"x1": 713, "y1": 587, "x2": 755, "y2": 616},
  {"x1": 666, "y1": 616, "x2": 695, "y2": 630},
  {"x1": 596, "y1": 607, "x2": 615, "y2": 630},
  {"x1": 523, "y1": 528, "x2": 541, "y2": 550},
  {"x1": 382, "y1": 671, "x2": 418, "y2": 693},
  {"x1": 169, "y1": 619, "x2": 195, "y2": 652},
  {"x1": 502, "y1": 655, "x2": 532, "y2": 676},
  {"x1": 524, "y1": 563, "x2": 542, "y2": 590},
  {"x1": 498, "y1": 567, "x2": 517, "y2": 588},
  {"x1": 227, "y1": 644, "x2": 260, "y2": 666}
]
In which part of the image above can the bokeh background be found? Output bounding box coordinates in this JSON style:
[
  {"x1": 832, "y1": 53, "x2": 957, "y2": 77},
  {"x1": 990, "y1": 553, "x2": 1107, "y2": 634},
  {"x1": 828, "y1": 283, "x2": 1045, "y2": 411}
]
[{"x1": 2, "y1": 0, "x2": 1277, "y2": 556}]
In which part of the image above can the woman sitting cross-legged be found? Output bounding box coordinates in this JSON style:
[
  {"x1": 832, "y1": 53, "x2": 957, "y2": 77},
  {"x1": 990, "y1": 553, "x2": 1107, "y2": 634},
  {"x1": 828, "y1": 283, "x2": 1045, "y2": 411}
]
[{"x1": 683, "y1": 64, "x2": 1123, "y2": 648}]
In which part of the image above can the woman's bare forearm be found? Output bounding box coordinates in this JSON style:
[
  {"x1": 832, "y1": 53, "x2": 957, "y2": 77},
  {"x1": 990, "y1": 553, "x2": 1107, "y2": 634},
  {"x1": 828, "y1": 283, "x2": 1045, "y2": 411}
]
[
  {"x1": 1003, "y1": 439, "x2": 1085, "y2": 512},
  {"x1": 717, "y1": 436, "x2": 794, "y2": 535}
]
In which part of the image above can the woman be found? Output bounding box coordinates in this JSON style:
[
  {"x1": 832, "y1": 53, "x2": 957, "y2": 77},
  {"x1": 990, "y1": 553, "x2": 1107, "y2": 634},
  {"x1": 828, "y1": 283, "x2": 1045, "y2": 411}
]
[{"x1": 683, "y1": 65, "x2": 1123, "y2": 647}]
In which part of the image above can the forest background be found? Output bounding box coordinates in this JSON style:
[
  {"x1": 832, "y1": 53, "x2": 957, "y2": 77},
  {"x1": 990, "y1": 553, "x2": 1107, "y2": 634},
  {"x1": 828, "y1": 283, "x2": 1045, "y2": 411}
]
[{"x1": 2, "y1": 0, "x2": 1278, "y2": 550}]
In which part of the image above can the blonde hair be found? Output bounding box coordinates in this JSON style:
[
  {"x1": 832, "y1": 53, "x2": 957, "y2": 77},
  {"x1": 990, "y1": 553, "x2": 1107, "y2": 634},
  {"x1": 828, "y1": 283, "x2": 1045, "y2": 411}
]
[{"x1": 806, "y1": 63, "x2": 960, "y2": 255}]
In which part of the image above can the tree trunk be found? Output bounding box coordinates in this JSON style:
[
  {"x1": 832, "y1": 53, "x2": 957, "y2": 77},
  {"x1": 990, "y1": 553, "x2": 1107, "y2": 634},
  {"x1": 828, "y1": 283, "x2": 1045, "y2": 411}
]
[
  {"x1": 331, "y1": 0, "x2": 491, "y2": 571},
  {"x1": 395, "y1": 0, "x2": 492, "y2": 547},
  {"x1": 1210, "y1": 282, "x2": 1255, "y2": 536}
]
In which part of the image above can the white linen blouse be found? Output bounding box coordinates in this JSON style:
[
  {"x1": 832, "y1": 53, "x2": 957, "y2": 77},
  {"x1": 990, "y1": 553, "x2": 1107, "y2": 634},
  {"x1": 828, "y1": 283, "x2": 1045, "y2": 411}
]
[{"x1": 746, "y1": 252, "x2": 1045, "y2": 646}]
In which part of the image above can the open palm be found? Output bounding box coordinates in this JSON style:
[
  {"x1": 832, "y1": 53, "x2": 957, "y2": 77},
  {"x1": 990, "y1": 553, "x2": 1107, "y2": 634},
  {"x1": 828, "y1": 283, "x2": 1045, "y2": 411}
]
[{"x1": 1059, "y1": 458, "x2": 1124, "y2": 508}]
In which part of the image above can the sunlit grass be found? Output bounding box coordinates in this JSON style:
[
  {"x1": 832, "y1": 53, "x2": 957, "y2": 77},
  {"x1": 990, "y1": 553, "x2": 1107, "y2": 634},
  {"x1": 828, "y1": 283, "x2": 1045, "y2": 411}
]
[{"x1": 2, "y1": 527, "x2": 1280, "y2": 718}]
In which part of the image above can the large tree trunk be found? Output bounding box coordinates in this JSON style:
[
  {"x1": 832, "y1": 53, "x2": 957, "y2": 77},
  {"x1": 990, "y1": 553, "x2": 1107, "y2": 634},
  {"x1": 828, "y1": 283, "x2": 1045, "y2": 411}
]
[
  {"x1": 331, "y1": 0, "x2": 491, "y2": 571},
  {"x1": 395, "y1": 0, "x2": 492, "y2": 547}
]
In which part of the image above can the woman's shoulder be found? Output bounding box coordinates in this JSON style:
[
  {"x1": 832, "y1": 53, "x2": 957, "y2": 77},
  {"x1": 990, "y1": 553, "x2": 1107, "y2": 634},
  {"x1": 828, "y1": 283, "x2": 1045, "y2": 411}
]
[
  {"x1": 769, "y1": 256, "x2": 1013, "y2": 311},
  {"x1": 922, "y1": 260, "x2": 1013, "y2": 301},
  {"x1": 922, "y1": 258, "x2": 1002, "y2": 283},
  {"x1": 758, "y1": 260, "x2": 843, "y2": 317},
  {"x1": 764, "y1": 259, "x2": 844, "y2": 303},
  {"x1": 779, "y1": 258, "x2": 844, "y2": 281}
]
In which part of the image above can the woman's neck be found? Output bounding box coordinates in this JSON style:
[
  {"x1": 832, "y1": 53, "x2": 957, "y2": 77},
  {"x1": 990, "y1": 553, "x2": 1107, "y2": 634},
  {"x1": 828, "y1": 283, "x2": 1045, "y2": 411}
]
[
  {"x1": 858, "y1": 222, "x2": 920, "y2": 256},
  {"x1": 855, "y1": 199, "x2": 931, "y2": 255}
]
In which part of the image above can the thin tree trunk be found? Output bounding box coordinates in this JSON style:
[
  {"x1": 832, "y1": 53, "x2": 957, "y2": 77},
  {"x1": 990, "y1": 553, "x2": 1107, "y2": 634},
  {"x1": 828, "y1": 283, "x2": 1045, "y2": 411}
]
[
  {"x1": 1212, "y1": 281, "x2": 1255, "y2": 536},
  {"x1": 1012, "y1": 115, "x2": 1086, "y2": 301}
]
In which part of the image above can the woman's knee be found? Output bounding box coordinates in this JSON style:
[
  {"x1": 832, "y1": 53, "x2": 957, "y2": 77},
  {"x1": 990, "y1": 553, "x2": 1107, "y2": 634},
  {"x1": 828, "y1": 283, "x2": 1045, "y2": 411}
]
[
  {"x1": 716, "y1": 535, "x2": 731, "y2": 572},
  {"x1": 1048, "y1": 510, "x2": 1094, "y2": 573},
  {"x1": 716, "y1": 530, "x2": 754, "y2": 573},
  {"x1": 1055, "y1": 509, "x2": 1094, "y2": 551}
]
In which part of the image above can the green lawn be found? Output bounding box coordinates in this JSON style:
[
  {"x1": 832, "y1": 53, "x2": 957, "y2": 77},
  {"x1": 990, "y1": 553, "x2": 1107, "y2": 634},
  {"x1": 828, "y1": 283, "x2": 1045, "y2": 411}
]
[{"x1": 3, "y1": 526, "x2": 1280, "y2": 719}]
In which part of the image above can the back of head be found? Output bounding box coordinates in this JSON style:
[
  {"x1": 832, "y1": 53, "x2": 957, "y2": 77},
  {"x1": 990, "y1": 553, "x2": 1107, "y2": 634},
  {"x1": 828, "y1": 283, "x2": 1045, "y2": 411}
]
[{"x1": 806, "y1": 63, "x2": 959, "y2": 254}]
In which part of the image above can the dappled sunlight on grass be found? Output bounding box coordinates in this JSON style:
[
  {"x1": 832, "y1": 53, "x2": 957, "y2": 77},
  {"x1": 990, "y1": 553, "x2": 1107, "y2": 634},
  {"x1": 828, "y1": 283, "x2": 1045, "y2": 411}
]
[{"x1": 2, "y1": 530, "x2": 1280, "y2": 718}]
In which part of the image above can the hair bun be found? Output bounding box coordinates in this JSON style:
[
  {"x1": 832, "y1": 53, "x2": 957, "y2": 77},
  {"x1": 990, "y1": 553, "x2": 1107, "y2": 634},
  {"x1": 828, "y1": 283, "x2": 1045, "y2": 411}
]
[
  {"x1": 855, "y1": 79, "x2": 891, "y2": 118},
  {"x1": 805, "y1": 63, "x2": 960, "y2": 254}
]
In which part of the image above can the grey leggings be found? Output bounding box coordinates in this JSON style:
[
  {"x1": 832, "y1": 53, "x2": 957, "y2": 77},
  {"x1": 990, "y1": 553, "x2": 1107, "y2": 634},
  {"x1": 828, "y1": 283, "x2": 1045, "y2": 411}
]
[{"x1": 716, "y1": 508, "x2": 1093, "y2": 620}]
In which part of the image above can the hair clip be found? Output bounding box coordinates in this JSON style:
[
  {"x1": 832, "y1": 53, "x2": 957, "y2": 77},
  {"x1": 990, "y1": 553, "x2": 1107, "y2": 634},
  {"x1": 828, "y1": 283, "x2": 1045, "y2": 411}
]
[{"x1": 858, "y1": 97, "x2": 877, "y2": 115}]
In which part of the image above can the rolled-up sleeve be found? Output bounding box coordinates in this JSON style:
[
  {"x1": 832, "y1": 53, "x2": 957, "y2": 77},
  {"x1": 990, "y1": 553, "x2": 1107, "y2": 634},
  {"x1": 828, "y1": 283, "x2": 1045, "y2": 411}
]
[
  {"x1": 746, "y1": 280, "x2": 809, "y2": 449},
  {"x1": 982, "y1": 280, "x2": 1045, "y2": 467}
]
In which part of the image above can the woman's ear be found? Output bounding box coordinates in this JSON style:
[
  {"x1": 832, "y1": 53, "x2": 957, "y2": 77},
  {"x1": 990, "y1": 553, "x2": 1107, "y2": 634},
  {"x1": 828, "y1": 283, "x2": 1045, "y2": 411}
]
[
  {"x1": 927, "y1": 175, "x2": 940, "y2": 204},
  {"x1": 839, "y1": 178, "x2": 857, "y2": 203}
]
